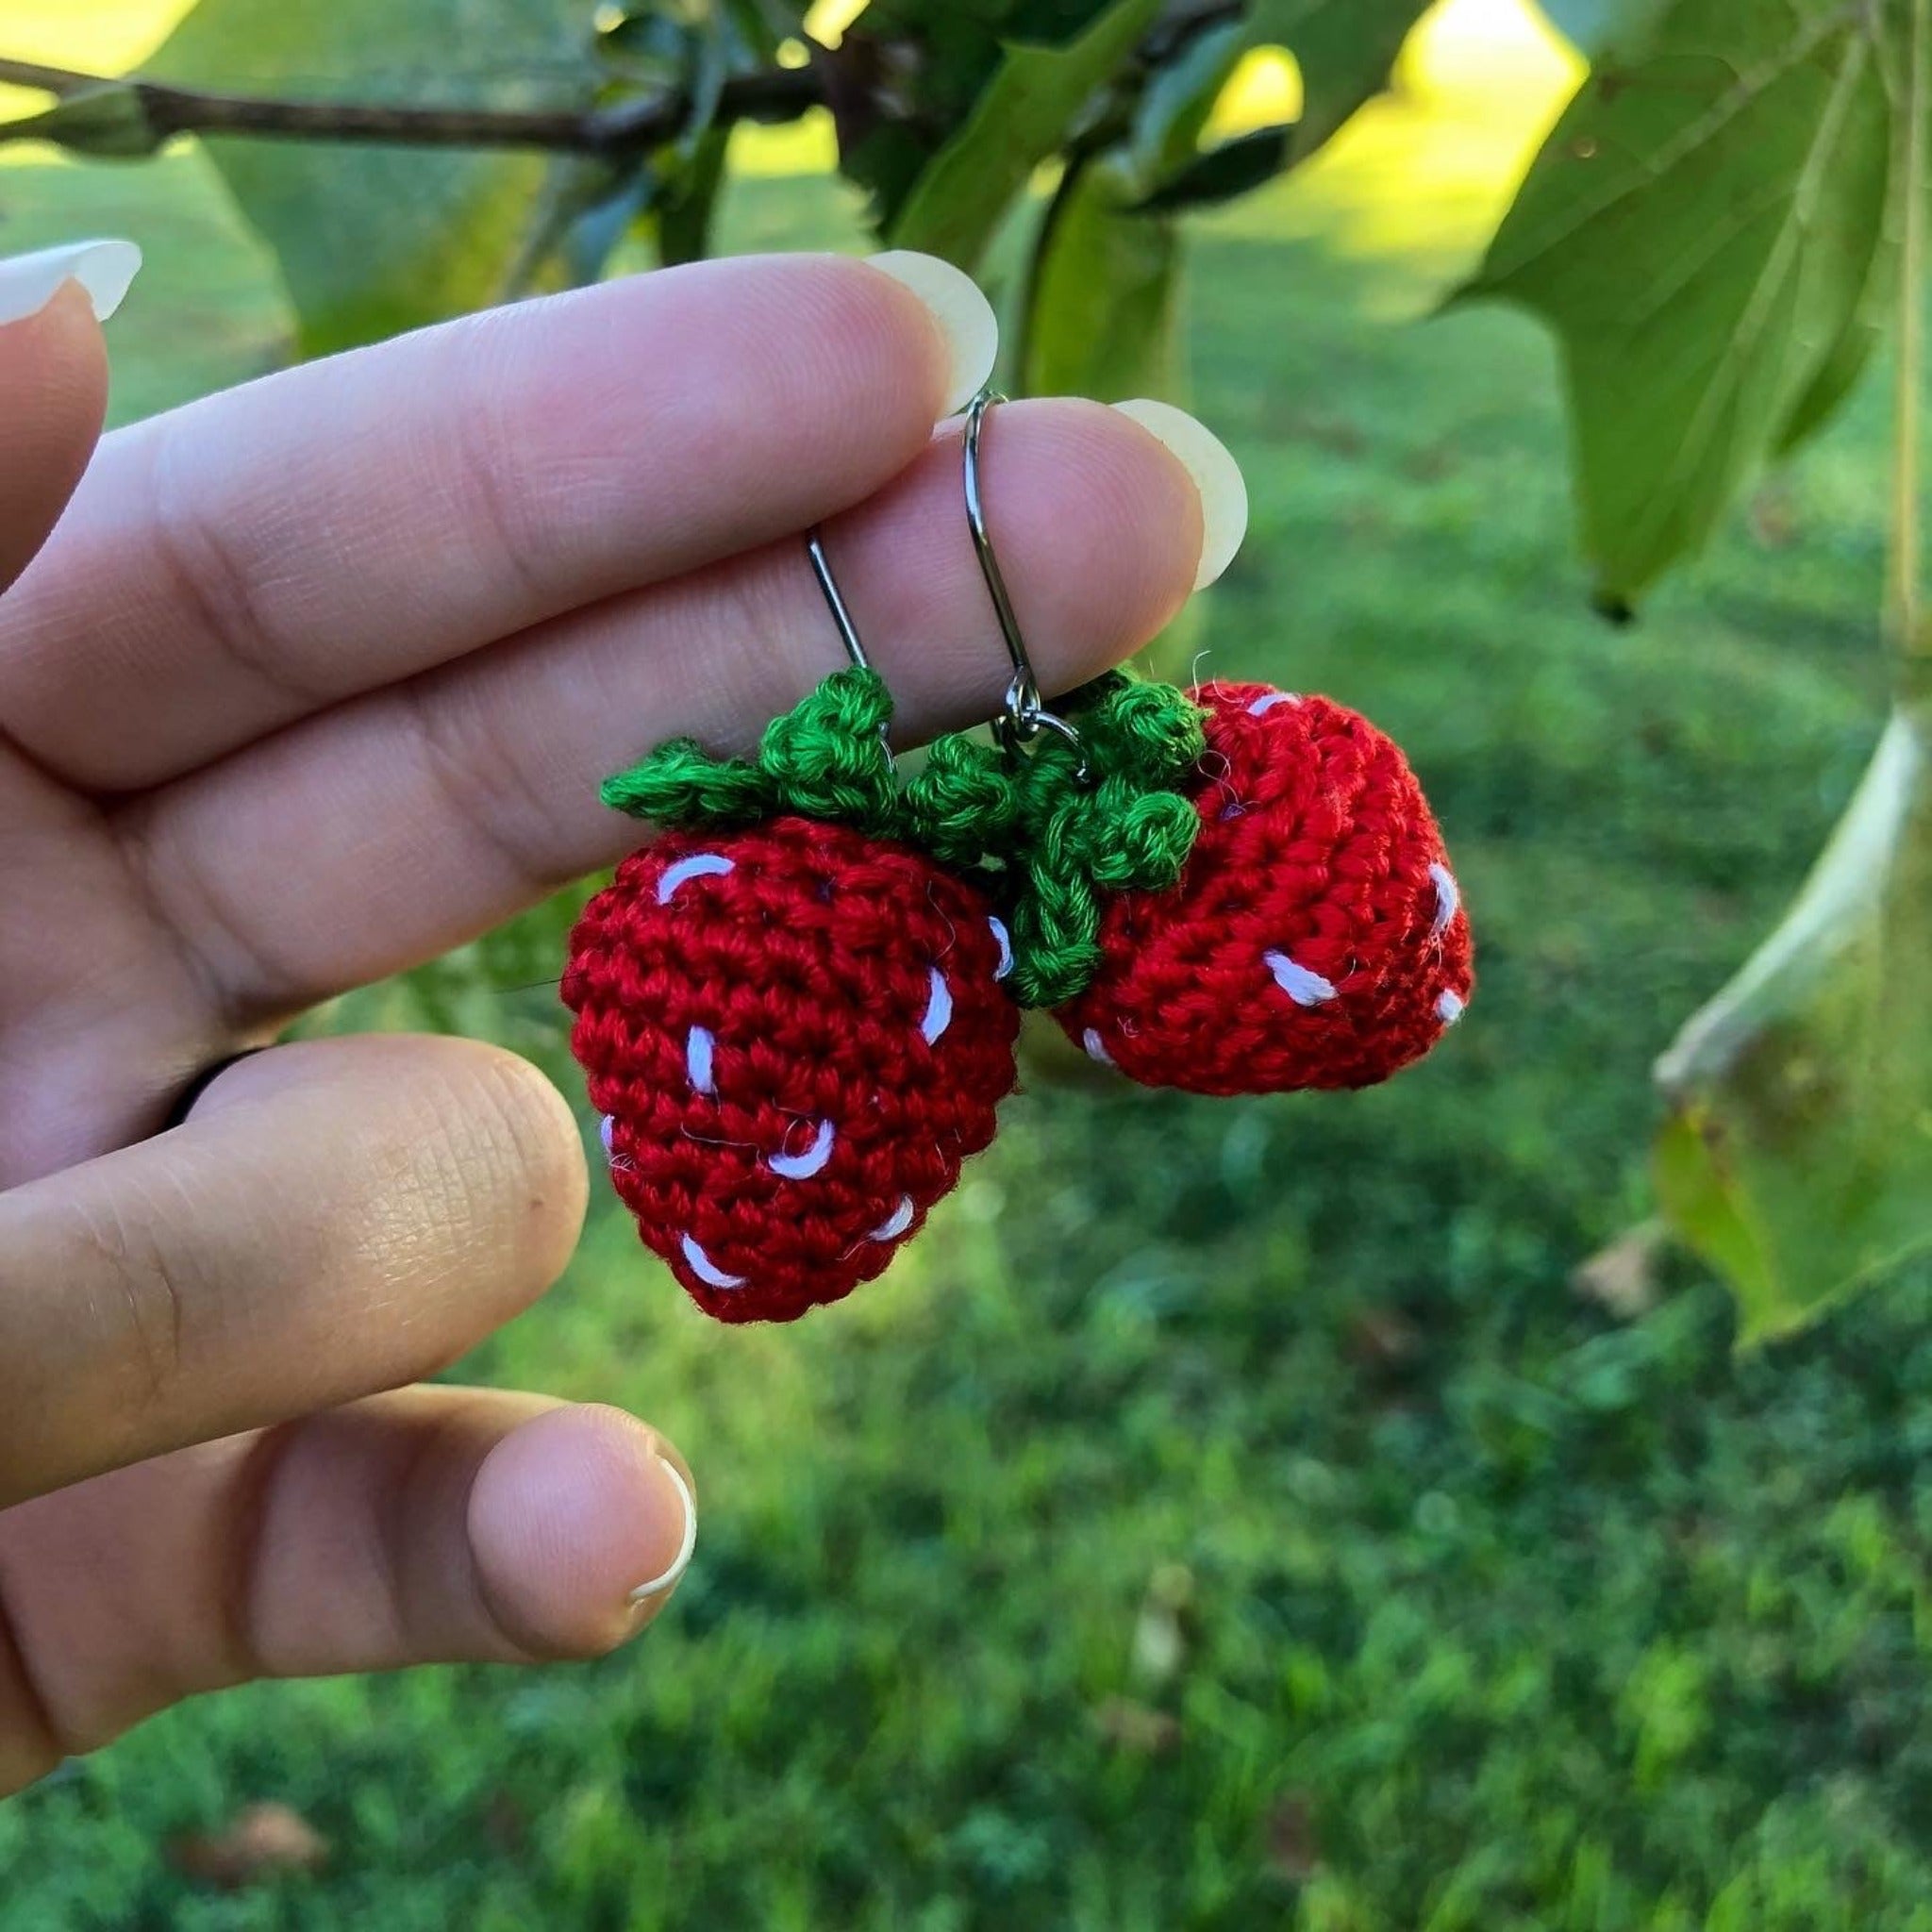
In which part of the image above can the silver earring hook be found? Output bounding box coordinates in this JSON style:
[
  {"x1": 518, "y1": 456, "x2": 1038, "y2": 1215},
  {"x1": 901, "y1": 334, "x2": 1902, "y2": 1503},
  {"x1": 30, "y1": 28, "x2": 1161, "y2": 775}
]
[
  {"x1": 806, "y1": 525, "x2": 869, "y2": 670},
  {"x1": 962, "y1": 391, "x2": 1087, "y2": 778},
  {"x1": 805, "y1": 525, "x2": 894, "y2": 754}
]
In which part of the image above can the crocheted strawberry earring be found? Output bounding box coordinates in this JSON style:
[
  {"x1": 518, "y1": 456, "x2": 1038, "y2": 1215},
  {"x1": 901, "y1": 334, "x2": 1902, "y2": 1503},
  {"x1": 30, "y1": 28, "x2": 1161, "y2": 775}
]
[{"x1": 563, "y1": 394, "x2": 1474, "y2": 1324}]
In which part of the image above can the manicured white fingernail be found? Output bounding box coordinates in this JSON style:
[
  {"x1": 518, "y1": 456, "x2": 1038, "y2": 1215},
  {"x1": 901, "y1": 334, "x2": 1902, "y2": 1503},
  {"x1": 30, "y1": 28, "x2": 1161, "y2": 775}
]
[
  {"x1": 1112, "y1": 398, "x2": 1248, "y2": 590},
  {"x1": 0, "y1": 240, "x2": 142, "y2": 327},
  {"x1": 627, "y1": 1456, "x2": 697, "y2": 1606},
  {"x1": 869, "y1": 249, "x2": 999, "y2": 416}
]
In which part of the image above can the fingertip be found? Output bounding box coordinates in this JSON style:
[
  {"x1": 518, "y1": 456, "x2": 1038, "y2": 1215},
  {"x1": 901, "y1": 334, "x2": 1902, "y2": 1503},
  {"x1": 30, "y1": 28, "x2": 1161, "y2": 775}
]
[
  {"x1": 0, "y1": 239, "x2": 142, "y2": 325},
  {"x1": 468, "y1": 1404, "x2": 696, "y2": 1657},
  {"x1": 0, "y1": 280, "x2": 109, "y2": 591},
  {"x1": 639, "y1": 251, "x2": 969, "y2": 483},
  {"x1": 1111, "y1": 398, "x2": 1247, "y2": 590},
  {"x1": 458, "y1": 1041, "x2": 592, "y2": 1287},
  {"x1": 979, "y1": 396, "x2": 1207, "y2": 688},
  {"x1": 865, "y1": 251, "x2": 1000, "y2": 415}
]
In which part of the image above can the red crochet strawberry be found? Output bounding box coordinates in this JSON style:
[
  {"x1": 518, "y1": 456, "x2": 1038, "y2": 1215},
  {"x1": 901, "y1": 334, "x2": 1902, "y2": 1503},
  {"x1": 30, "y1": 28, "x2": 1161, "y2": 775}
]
[
  {"x1": 563, "y1": 816, "x2": 1020, "y2": 1323},
  {"x1": 1054, "y1": 682, "x2": 1472, "y2": 1094}
]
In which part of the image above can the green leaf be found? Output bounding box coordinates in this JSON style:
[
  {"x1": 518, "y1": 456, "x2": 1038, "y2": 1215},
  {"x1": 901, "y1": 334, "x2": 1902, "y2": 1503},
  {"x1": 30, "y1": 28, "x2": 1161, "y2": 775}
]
[
  {"x1": 561, "y1": 170, "x2": 656, "y2": 287},
  {"x1": 875, "y1": 2, "x2": 1131, "y2": 46},
  {"x1": 1249, "y1": 0, "x2": 1432, "y2": 160},
  {"x1": 1122, "y1": 14, "x2": 1249, "y2": 182},
  {"x1": 1459, "y1": 0, "x2": 1894, "y2": 607},
  {"x1": 1655, "y1": 712, "x2": 1932, "y2": 1341},
  {"x1": 829, "y1": 1, "x2": 1124, "y2": 230},
  {"x1": 1021, "y1": 152, "x2": 1183, "y2": 397},
  {"x1": 1137, "y1": 125, "x2": 1293, "y2": 212},
  {"x1": 656, "y1": 121, "x2": 732, "y2": 266},
  {"x1": 1774, "y1": 223, "x2": 1899, "y2": 458},
  {"x1": 1129, "y1": 0, "x2": 1428, "y2": 217},
  {"x1": 497, "y1": 156, "x2": 638, "y2": 302},
  {"x1": 0, "y1": 81, "x2": 164, "y2": 158},
  {"x1": 147, "y1": 0, "x2": 598, "y2": 354},
  {"x1": 887, "y1": 0, "x2": 1166, "y2": 268}
]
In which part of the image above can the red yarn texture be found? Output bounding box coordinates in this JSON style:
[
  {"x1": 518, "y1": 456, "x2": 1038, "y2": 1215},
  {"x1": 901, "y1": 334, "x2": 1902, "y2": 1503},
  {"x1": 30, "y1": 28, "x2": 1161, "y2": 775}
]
[
  {"x1": 1054, "y1": 683, "x2": 1473, "y2": 1095},
  {"x1": 563, "y1": 818, "x2": 1020, "y2": 1323}
]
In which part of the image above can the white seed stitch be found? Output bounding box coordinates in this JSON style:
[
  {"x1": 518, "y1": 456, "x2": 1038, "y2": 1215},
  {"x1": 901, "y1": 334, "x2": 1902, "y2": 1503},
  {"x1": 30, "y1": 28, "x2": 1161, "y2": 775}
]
[
  {"x1": 680, "y1": 1233, "x2": 747, "y2": 1290},
  {"x1": 600, "y1": 1114, "x2": 617, "y2": 1159},
  {"x1": 870, "y1": 1195, "x2": 916, "y2": 1241},
  {"x1": 921, "y1": 965, "x2": 954, "y2": 1044},
  {"x1": 1428, "y1": 862, "x2": 1460, "y2": 940},
  {"x1": 686, "y1": 1024, "x2": 716, "y2": 1095},
  {"x1": 1264, "y1": 950, "x2": 1339, "y2": 1007},
  {"x1": 657, "y1": 852, "x2": 734, "y2": 904},
  {"x1": 768, "y1": 1118, "x2": 836, "y2": 1180},
  {"x1": 1082, "y1": 1027, "x2": 1115, "y2": 1066},
  {"x1": 1247, "y1": 691, "x2": 1302, "y2": 716},
  {"x1": 988, "y1": 917, "x2": 1014, "y2": 981},
  {"x1": 1437, "y1": 990, "x2": 1467, "y2": 1025}
]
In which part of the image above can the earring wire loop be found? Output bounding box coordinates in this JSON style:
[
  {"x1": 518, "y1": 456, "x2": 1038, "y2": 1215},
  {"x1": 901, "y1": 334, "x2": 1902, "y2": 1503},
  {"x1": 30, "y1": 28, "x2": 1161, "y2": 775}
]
[{"x1": 963, "y1": 391, "x2": 1087, "y2": 778}]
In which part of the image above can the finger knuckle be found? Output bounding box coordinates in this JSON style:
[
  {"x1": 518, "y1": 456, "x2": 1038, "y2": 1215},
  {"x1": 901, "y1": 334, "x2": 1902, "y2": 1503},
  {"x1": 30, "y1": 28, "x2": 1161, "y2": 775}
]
[{"x1": 420, "y1": 1044, "x2": 588, "y2": 1291}]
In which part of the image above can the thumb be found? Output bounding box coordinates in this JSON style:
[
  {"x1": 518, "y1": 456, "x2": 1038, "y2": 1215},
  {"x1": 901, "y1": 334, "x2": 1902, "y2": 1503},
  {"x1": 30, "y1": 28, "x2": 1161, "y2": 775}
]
[{"x1": 0, "y1": 240, "x2": 139, "y2": 593}]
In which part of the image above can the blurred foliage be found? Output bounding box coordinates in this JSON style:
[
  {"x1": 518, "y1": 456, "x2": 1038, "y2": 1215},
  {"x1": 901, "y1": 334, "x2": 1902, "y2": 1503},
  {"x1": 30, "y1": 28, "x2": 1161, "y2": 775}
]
[
  {"x1": 1457, "y1": 0, "x2": 1932, "y2": 1330},
  {"x1": 8, "y1": 0, "x2": 1461, "y2": 362},
  {"x1": 1655, "y1": 711, "x2": 1932, "y2": 1343},
  {"x1": 1461, "y1": 0, "x2": 1897, "y2": 612},
  {"x1": 871, "y1": 0, "x2": 1165, "y2": 264},
  {"x1": 148, "y1": 0, "x2": 595, "y2": 352},
  {"x1": 9, "y1": 64, "x2": 1932, "y2": 1910}
]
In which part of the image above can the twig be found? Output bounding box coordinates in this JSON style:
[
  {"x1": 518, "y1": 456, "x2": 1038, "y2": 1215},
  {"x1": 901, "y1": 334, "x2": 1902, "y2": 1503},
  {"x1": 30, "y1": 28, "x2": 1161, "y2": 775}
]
[{"x1": 0, "y1": 55, "x2": 821, "y2": 157}]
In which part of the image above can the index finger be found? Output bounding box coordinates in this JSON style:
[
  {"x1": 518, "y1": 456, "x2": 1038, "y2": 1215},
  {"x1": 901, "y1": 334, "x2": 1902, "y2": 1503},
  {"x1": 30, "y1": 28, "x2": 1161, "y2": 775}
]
[{"x1": 0, "y1": 251, "x2": 990, "y2": 791}]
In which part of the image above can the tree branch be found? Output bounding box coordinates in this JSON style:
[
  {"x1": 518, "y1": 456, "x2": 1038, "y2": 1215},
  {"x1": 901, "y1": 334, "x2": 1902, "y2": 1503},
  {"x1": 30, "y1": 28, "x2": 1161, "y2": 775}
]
[
  {"x1": 0, "y1": 55, "x2": 822, "y2": 157},
  {"x1": 0, "y1": 3, "x2": 1241, "y2": 161}
]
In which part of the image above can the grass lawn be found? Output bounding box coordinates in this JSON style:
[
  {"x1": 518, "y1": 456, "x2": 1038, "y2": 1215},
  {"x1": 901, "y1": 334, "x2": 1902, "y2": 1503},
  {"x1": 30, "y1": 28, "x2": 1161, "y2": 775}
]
[{"x1": 6, "y1": 14, "x2": 1932, "y2": 1928}]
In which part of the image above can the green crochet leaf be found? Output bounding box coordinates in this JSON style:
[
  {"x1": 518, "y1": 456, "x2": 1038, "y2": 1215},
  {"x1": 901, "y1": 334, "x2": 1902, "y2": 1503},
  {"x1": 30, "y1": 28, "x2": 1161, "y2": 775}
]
[
  {"x1": 600, "y1": 741, "x2": 775, "y2": 828},
  {"x1": 908, "y1": 674, "x2": 1205, "y2": 1006},
  {"x1": 756, "y1": 668, "x2": 901, "y2": 836},
  {"x1": 599, "y1": 666, "x2": 1206, "y2": 1008}
]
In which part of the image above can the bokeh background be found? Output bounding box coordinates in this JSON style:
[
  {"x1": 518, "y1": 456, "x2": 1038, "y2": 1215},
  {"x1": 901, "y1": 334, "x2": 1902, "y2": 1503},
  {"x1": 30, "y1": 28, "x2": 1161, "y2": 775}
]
[{"x1": 4, "y1": 2, "x2": 1930, "y2": 1925}]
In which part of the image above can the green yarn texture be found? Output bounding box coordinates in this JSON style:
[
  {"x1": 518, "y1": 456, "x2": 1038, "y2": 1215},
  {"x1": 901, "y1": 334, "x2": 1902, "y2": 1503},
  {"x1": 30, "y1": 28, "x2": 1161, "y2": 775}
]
[{"x1": 600, "y1": 668, "x2": 1206, "y2": 1007}]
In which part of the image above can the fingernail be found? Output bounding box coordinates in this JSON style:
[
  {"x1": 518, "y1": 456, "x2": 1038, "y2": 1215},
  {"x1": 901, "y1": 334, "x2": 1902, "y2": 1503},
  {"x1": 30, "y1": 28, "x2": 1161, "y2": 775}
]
[
  {"x1": 1112, "y1": 398, "x2": 1248, "y2": 591},
  {"x1": 868, "y1": 250, "x2": 999, "y2": 416},
  {"x1": 0, "y1": 239, "x2": 142, "y2": 328},
  {"x1": 627, "y1": 1455, "x2": 697, "y2": 1606}
]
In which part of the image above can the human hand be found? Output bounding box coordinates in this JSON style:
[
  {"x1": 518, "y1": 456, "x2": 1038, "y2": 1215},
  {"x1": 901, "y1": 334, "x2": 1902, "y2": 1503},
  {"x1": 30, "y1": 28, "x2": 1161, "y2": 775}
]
[{"x1": 0, "y1": 240, "x2": 1241, "y2": 1790}]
